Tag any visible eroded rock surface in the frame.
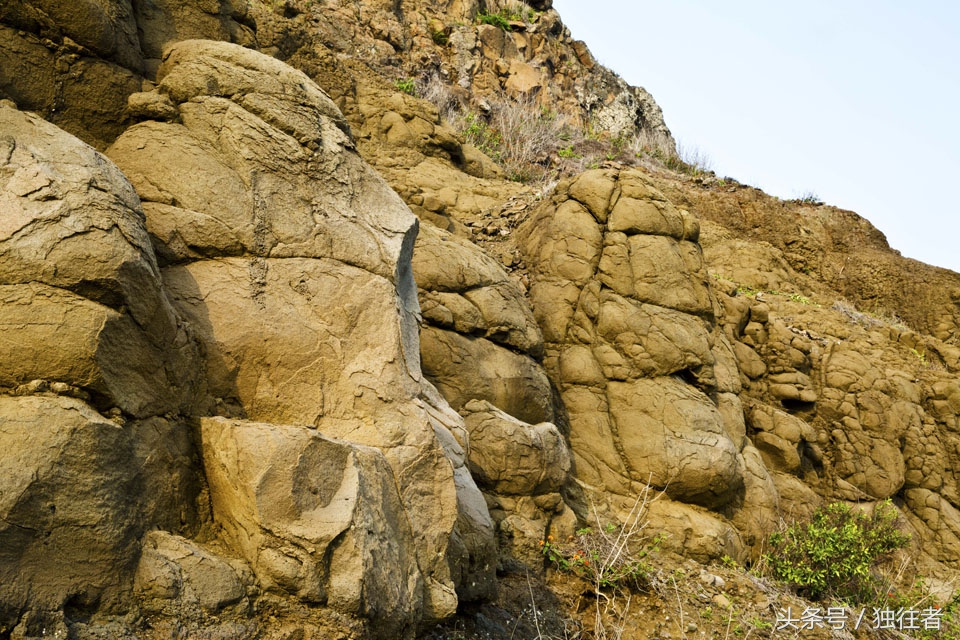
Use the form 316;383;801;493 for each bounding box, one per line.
0;105;201;417
106;40;496;629
520;175;734;482
7;0;960;636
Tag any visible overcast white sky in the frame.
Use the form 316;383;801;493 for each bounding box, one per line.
551;0;960;274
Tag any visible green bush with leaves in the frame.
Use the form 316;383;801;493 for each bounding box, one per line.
767;500;910;601
394;78;416;96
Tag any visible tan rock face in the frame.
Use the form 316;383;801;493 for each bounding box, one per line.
461;399;570;496
518;168;751;556
0;102;209;631
414;222;554;424
106;40;496;625
0;105;201;417
0;396;138;616
0;0;255;148
135;531;250;619
12;0;960;627
0;396;203;624
415;223;542;356
201;417;422;635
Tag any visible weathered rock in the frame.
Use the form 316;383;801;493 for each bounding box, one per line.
646;499;744;564
517;169;744;551
607;378;743;508
135;531;249;617
745;402;817;474
414;223;543;357
1;0;142;70
163;257;420;426
134;0;255;62
420;326;554;425
0;396;139;625
0;25;142;148
461;399;570;496
200;417;421;635
729;445;780;553
106;40;497;622
0;103;200;417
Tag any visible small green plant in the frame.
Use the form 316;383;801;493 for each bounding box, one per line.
749;616;773;630
766;500;910;601
461;112;503;161
789;292;812;305
430;28;448;45
476;9;511;30
557;145;580;159
394;78;416;96
719;554;739;569
911;348;927;366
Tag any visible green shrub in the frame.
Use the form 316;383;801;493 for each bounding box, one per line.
394;78;416;96
767;500;910;601
476;10;511;30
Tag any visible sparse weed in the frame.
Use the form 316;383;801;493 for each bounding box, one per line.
794;190;823;205
542;486;662;640
461;112;503;161
832;299;908;330
417;74;574;185
628;131;714;177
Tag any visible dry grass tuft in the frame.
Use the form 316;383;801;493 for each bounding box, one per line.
414;73;718;187
542;485;663;640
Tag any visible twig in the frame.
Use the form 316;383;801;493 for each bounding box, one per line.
526;570;544;640
672;575;686;639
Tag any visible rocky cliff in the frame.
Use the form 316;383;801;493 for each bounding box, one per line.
3;1;960;638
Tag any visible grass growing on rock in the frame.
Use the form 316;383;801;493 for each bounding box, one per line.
414;73;719;188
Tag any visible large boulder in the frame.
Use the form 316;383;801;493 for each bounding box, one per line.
201;417;421;636
461;399;570;496
135;531;250;619
0;396;202;629
0;103;200;417
106;40;496;623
